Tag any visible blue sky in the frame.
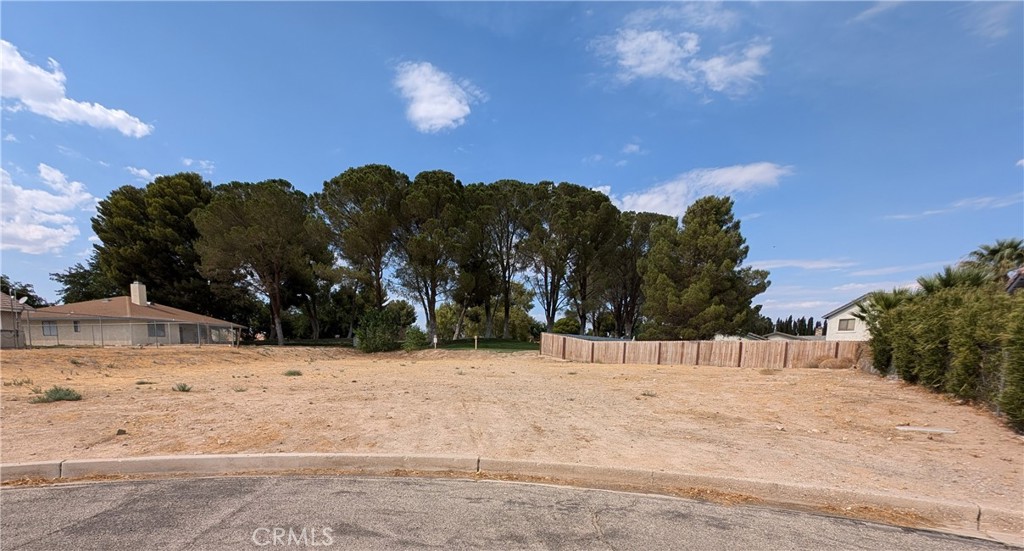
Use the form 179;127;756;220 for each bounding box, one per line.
1;1;1022;323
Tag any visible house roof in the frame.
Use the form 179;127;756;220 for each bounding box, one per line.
763;332;825;341
29;296;242;328
822;293;872;320
1008;267;1024;294
0;292;36;313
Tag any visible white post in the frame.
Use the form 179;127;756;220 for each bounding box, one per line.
433;334;438;349
474;335;478;350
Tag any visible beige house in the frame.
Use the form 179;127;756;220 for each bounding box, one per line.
1;292;34;348
823;294;871;342
24;282;242;347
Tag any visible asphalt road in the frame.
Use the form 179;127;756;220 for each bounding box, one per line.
0;476;1007;550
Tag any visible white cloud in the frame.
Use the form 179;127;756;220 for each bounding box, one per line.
592;185;612;197
831;281;916;293
625;3;739;32
0;164;95;254
605;162;791;217
181;158;215;174
394;61;486;133
622;143;642;154
610;29;700;84
748;259;857;271
691;41;771;95
1016;159;1023;168
964;3;1019;40
614;160;628;167
597;8;771;97
582;154;603;164
3;133;17;142
849;2;904;24
0;40;152;138
884;192;1023;220
125;166;159;181
850;261;950;277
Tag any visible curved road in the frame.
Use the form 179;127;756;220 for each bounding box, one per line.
1;476;1007;550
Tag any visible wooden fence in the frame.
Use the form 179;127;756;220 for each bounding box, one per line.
539;333;868;369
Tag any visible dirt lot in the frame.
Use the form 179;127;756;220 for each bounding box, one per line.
2;346;1021;531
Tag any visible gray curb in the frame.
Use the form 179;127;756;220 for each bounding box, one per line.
2;454;1020;545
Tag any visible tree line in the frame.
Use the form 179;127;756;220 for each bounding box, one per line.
48;166;771;345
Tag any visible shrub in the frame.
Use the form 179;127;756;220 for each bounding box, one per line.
172;383;192;392
820;357;854;370
30;386;82;403
797;355;835;369
284;370;303;377
869;283;1024;432
355;308;401;353
402;327;430;351
999;304;1024;431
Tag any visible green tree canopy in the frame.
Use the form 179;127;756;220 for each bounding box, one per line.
395;170;465;340
640;196;769;340
193;179;330;345
318;164;409;310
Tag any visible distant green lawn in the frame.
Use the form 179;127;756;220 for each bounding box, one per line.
438;338;539;352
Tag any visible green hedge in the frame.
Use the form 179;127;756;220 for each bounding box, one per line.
867;286;1024;431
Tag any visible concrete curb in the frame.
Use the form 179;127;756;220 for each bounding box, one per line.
2;454;1020;545
0;461;62;481
58;453;477;479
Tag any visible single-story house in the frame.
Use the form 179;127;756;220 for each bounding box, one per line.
822;293;872;342
23;282;242;347
0;292;34;349
763;331;825;342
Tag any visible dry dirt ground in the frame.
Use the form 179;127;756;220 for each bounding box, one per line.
2;346;1021;535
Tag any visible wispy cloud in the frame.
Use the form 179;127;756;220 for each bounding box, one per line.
849;2;904;24
125;166;159;182
3;133;17;143
1016;159;1023;168
964;2;1019;40
596;6;770;97
831;281;916;293
850;261;950;277
884;192;1023;220
394;61;486;133
622;143;642;155
625;3;739;32
604;162;791;217
748;259;857;271
182;158;215;175
0;164;95;254
0;40;152;138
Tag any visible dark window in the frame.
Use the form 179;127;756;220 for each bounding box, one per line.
73;321;80;333
42;321;57;336
838;318;855;331
148;322;166;338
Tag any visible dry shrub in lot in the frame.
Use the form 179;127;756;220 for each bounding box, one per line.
821;357;855;370
797;355;837;369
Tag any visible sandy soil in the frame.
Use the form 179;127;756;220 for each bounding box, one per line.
1;346;1020;525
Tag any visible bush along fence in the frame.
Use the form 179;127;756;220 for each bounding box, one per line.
539;333;869;370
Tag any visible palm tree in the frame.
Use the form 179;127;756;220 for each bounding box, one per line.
853;287;916;325
964;238;1024;282
916;265;990;295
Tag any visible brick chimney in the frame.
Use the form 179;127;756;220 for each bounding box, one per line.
130;282;148;305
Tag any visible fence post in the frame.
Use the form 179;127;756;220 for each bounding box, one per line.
695;341;701;367
561;336;567;360
621;341;627;364
737;341;744;367
782;341;789;368
656;342;662;365
589;341;595;363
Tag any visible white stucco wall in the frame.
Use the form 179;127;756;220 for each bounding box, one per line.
825;305;870;341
